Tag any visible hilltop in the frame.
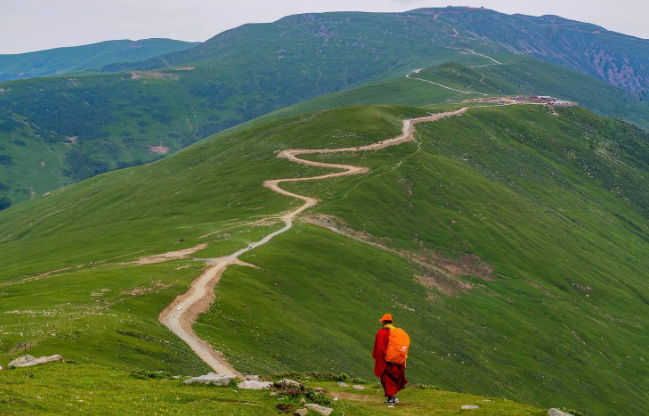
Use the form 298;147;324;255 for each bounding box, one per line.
0;39;199;82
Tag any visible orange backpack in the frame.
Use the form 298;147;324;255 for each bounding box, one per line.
385;327;410;365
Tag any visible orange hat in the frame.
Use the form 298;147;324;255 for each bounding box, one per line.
378;313;393;322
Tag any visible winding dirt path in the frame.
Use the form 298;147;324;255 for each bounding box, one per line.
159;107;468;374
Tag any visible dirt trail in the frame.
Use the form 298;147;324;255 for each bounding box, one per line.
159;108;468;374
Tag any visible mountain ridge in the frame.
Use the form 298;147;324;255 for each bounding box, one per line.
0;38;200;82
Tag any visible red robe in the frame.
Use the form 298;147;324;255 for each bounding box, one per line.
372;327;408;397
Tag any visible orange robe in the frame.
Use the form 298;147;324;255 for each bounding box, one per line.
372;327;407;397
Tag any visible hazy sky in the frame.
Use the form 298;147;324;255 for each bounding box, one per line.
1;0;647;54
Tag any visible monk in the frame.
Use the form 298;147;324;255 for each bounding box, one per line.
372;313;407;404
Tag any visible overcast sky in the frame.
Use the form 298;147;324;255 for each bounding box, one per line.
1;0;647;54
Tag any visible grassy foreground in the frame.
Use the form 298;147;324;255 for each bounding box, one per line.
0;363;545;415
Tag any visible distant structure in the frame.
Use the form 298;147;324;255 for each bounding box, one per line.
528;95;575;107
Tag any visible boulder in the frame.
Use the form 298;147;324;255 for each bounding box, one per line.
462;405;479;409
305;403;334;415
9;354;64;368
294;409;308;416
183;372;236;386
352;385;365;390
337;381;348;387
237;380;274;390
277;379;302;387
548;410;575;416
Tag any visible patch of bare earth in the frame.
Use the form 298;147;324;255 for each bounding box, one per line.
121;280;171;296
130;243;208;265
146;141;170;155
131;71;179;81
301;214;493;298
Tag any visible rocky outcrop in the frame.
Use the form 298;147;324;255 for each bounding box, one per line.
305;403;334;415
337;381;348;387
548;409;575;416
276;379;302;387
183;372;236;386
294;409;308;416
8;354;64;368
237;379;274;390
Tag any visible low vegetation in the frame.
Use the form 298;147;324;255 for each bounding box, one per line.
0;363;545;415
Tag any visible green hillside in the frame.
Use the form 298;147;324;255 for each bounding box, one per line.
0;39;199;82
0;364;546;416
2;51;649;211
1;100;649;415
109;8;649;97
3;7;649;210
258;55;649;128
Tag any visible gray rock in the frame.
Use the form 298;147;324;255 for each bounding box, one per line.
294;409;308;416
462;405;479;409
9;354;64;368
337;381;348;387
244;375;260;381
237;380;274;390
352;385;365;390
548;409;575;416
183;372;236;386
277;378;302;387
305;403;334;415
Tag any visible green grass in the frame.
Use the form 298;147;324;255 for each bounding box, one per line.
2;103;649;415
0;363;545;415
4;8;649;209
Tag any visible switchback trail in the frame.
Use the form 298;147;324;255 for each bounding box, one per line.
159;107;468;375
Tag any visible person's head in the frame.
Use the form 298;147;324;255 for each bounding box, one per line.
378;313;393;326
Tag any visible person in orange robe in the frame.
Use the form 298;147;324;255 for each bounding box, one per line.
372;313;407;404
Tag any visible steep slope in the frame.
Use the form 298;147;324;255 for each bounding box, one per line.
1;101;649;415
0;39;199;81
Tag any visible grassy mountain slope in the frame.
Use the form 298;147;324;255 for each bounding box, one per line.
1;102;649;415
0;39;199;82
108;8;649;97
3;7;649;209
0;364;545;416
0;50;486;210
3;51;649;211
258;55;649;129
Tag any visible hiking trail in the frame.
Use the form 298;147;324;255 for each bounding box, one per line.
159;107;468;375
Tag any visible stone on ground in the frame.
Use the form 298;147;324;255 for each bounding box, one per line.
548;409;575;416
294;409;308;416
462;405;479;409
305;403;334;416
277;379;302;387
337;381;348;387
352;385;365;390
237;379;274;390
183;372;236;386
9;354;64;368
